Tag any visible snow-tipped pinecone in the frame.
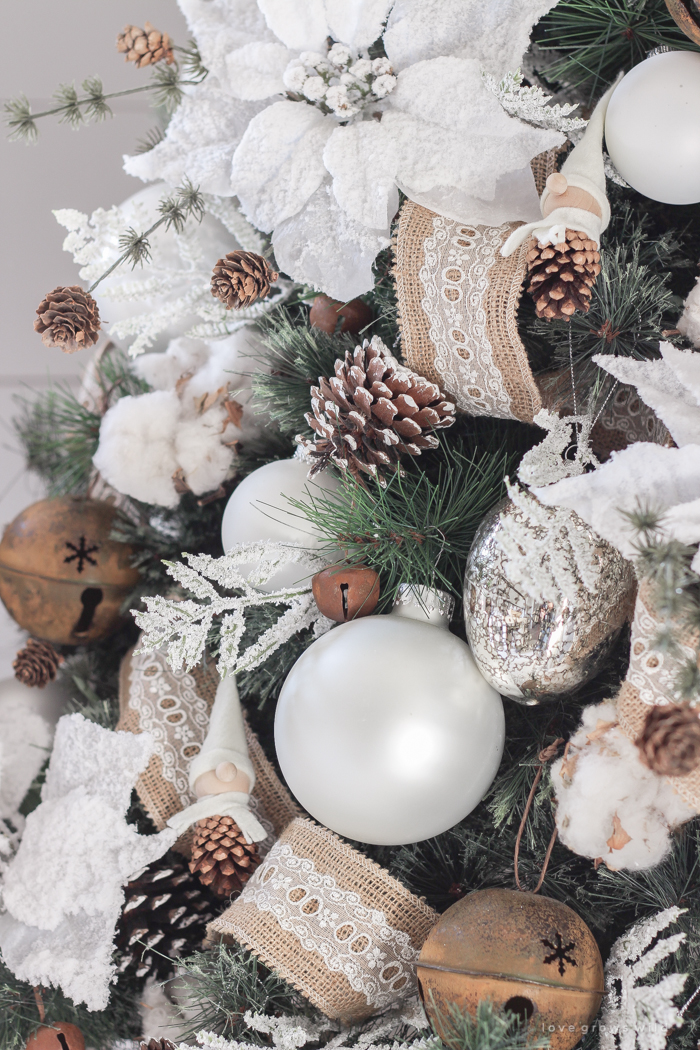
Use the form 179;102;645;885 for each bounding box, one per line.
34;286;101;353
141;1041;176;1050
300;338;456;482
117;23;174;67
13;638;62;688
115;853;218;979
210;251;278;310
190;815;261;898
526;230;601;320
636;703;700;777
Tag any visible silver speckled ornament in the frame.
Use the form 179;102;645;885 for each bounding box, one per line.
464;499;635;703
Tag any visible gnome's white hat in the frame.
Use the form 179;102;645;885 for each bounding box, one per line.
501;79;618;257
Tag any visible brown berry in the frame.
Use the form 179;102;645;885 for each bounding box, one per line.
309;295;374;335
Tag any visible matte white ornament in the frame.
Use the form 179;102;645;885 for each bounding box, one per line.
275;585;505;845
221;458;340;591
605;52;700;205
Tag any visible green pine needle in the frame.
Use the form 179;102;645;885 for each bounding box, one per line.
425;998;549;1050
534;0;699;97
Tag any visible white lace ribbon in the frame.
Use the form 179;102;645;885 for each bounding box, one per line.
237;840;421;1009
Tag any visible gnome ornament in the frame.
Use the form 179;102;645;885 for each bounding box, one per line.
501;82;617;320
167;676;267;847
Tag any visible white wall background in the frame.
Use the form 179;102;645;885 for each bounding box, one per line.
0;0;189;670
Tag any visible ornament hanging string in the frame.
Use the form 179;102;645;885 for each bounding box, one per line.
514;738;564;893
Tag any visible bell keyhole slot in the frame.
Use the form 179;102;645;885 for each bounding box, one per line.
340;582;350;620
504;996;535;1025
56;1035;71;1050
73;587;103;635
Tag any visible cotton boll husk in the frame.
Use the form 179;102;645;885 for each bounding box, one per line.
93;390;181;508
678;277;700;349
553;702;696;870
174;409;235;495
133;337;211;392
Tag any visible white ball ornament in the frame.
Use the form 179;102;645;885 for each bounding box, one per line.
274;585;505;845
221;457;341;591
605;52;700;204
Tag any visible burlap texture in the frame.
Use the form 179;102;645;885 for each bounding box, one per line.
117;645;301;853
394;149;561;425
208;817;439;1022
617;583;700;812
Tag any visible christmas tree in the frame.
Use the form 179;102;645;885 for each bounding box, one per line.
2;3;700;1050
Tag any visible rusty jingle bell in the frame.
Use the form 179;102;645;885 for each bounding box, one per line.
417;888;604;1050
0;498;140;645
25;1024;85;1050
311;564;380;622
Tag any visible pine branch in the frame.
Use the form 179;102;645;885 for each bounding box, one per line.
285;443;511;605
170;943;307;1040
425;998;549;1050
13;345;148;496
533;0;698;98
86;179;205;293
4;70;201;143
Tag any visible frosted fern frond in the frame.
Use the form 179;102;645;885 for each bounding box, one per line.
133;541;333;677
484;69;586;133
498;481;600;604
600;907;688;1050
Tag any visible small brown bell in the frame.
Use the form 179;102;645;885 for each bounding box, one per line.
309;295;374;335
26;1024;85;1050
312;565;380;622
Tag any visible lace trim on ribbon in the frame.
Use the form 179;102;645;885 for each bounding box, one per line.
237;840;420;1009
419;216;515;419
627;598;697;708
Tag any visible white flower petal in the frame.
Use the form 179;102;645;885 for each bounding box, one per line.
231;100;334;231
534;443;700;560
124;83;265;195
272;181;389;298
178;0;275;86
324;123;399;231
257;0;329;51
326;0;395;49
377;58;561;223
226;41;293;99
384;0;558;73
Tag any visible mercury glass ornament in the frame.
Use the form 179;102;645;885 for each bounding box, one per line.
464;499;635;704
221;457;340;592
275;585;505;845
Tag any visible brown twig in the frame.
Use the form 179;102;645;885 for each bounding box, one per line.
514;738;564;893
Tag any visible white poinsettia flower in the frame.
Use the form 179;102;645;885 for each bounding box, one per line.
125;0;565;299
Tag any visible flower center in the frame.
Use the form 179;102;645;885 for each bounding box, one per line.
283;42;396;122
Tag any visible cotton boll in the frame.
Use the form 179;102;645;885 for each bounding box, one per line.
553;702;696;871
678;277;700;349
93;391;180;508
174;409;235;496
133;337;210;391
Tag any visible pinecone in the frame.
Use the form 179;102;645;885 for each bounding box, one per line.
34;286;101;353
300;339;456;482
526;229;601;320
636;703;700;777
210;251;278;310
13;638;62;688
115;853;218;979
189;815;261;898
116;23;174;67
141;1041;176;1050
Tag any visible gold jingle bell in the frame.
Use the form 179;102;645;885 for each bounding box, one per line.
417;888;604;1050
0;498;140;645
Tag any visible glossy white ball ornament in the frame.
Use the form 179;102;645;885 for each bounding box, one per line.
221;458;340;591
605;52;700;204
275;586;505;845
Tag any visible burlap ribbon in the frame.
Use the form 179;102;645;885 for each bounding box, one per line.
617;582;700;813
208;817;438;1023
117;643;301;852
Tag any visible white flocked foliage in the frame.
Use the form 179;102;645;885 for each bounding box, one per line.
600;908;688;1050
134;541;334;677
0;714;176;1010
